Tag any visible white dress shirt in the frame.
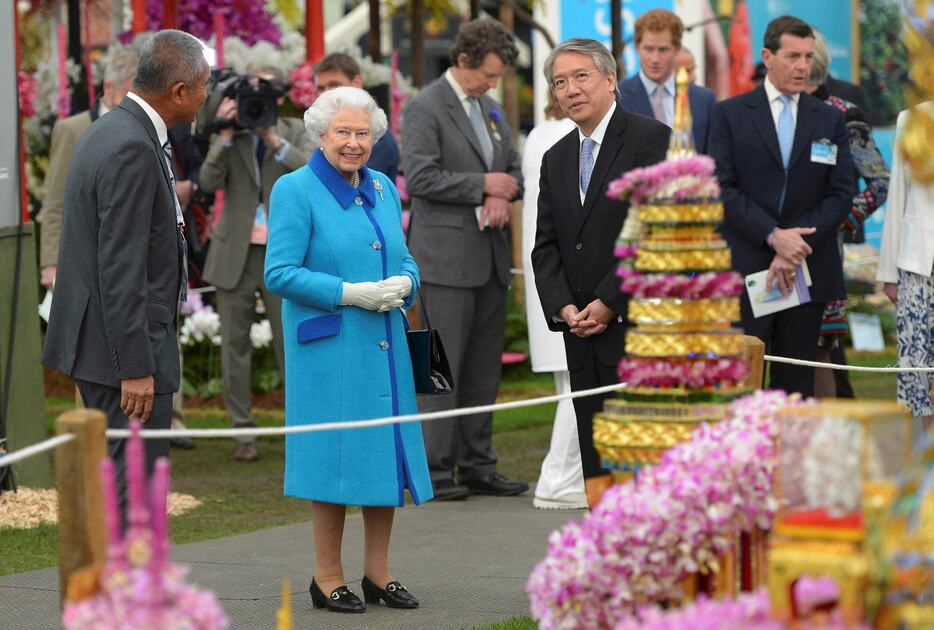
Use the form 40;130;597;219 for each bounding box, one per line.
763;76;800;128
126;91;169;147
445;68;474;116
877;103;934;282
578;101;617;204
638;70;675;126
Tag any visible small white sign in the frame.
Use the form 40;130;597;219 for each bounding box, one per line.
848;312;885;352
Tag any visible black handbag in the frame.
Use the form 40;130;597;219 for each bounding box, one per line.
406;298;455;396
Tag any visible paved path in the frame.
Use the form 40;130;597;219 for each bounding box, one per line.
0;493;581;629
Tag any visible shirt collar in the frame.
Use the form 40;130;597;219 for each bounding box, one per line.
308;148;376;209
638;70;676;99
126;91;169;147
445;68;471;105
764;76;800;105
578;100;617;146
98;101;112;117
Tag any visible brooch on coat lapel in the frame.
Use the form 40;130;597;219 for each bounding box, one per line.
489;109;503;142
373;179;384;200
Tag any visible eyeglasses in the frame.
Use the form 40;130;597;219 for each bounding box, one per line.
551;70;601;92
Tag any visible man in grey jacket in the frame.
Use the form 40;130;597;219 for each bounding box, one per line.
42;30;209;517
403;19;528;501
199;66;314;462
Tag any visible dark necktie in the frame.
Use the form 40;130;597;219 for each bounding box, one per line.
162;141;188;302
256;137;266;166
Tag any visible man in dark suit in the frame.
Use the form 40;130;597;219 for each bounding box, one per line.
708;15;855;396
618;8;715;153
532;38;670;507
403;19;527;501
43;30;210;517
314;52;401;180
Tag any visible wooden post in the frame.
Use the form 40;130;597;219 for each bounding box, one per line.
410;0;425;87
55;409;108;606
367;0;381;62
741;335;765;390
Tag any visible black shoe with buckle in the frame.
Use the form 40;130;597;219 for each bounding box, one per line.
309;579;366;613
361;576;419;609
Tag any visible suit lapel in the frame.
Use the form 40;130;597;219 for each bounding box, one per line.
563;136;583;220
788;94;819;169
120;98;175;195
237;134;257;177
441;80;488;169
745;86;783;167
578;105;627;230
622;77;654;118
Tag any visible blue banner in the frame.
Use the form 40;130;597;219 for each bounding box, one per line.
559;0;675;78
744;0;855;81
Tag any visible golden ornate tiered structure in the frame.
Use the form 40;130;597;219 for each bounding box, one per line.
594;68;750;471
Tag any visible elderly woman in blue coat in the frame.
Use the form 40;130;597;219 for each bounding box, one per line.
265;86;432;614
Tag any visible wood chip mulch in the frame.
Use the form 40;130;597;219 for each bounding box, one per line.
0;487;202;530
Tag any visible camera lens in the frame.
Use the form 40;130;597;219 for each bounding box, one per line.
245;98;266;118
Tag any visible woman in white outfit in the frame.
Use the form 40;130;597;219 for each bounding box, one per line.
521;92;587;510
876;102;934;435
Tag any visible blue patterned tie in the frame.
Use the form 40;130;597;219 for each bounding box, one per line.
580;138;595;197
777;94;794;168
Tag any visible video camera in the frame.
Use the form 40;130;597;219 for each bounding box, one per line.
195;68;286;138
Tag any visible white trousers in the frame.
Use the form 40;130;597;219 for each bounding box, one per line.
534;371;585;499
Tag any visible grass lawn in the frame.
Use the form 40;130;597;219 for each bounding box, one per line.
469;617;537;630
0;349;901;579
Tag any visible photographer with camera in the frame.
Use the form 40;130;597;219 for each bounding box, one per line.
199;65;315;462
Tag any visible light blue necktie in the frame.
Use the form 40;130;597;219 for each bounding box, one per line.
776;95;795;212
777;94;794;168
580;138;595;197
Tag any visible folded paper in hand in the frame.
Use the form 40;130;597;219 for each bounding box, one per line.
744;261;812;318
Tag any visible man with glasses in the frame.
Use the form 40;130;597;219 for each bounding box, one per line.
531;38;670;507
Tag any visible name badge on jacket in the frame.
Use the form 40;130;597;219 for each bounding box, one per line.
810;139;838;165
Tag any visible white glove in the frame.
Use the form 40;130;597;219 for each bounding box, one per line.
379;275;413;298
340;281;405;312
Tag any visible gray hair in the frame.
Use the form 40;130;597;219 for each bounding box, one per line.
304;87;388;143
544;38;619;97
133;30;208;94
809;30;830;87
104;50;138;85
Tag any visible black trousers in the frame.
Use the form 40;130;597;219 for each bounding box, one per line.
75;380;172;527
740;299;825;397
568;346;616;479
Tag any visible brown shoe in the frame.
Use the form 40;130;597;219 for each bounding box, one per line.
584;474;615;509
234;443;259;462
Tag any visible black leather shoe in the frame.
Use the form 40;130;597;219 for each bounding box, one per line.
309;579;366;613
361;576;419;609
462;473;529;496
432;479;470;501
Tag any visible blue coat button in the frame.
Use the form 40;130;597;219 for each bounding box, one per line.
379;340;389;350
354;197;363;206
372;240;381;250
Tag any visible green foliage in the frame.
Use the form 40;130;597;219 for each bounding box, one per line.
859;0;909;126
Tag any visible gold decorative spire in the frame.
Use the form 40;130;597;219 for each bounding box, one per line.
667;67;696;160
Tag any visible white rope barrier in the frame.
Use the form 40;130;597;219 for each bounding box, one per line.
0;433;74;468
764;354;934;373
105;381;629;439
1;355;930;461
